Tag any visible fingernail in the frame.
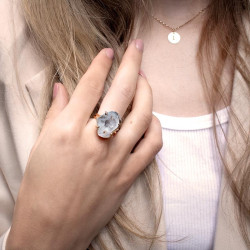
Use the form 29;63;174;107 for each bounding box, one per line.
138;69;147;79
135;39;144;52
53;83;59;99
105;48;114;59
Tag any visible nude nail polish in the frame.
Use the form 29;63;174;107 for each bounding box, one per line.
105;48;114;59
53;83;59;99
139;69;147;79
135;39;144;52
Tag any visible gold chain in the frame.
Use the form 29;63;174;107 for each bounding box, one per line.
152;6;208;32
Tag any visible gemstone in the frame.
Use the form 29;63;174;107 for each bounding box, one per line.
96;111;121;138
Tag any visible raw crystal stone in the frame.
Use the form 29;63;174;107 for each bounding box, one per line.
96;111;121;138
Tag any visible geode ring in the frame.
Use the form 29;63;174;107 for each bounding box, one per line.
95;111;122;139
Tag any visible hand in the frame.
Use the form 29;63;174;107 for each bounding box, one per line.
7;40;162;250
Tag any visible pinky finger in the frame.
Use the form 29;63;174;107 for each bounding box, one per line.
120;115;163;184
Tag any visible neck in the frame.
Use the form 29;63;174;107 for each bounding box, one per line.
152;0;210;23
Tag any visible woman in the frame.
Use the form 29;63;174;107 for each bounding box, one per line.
0;0;249;249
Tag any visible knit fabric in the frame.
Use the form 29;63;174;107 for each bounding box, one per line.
153;107;229;250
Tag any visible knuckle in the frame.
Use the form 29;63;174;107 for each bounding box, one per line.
52;121;80;143
95;143;108;158
154;136;163;153
118;173;133;191
151;134;163;154
86;139;108;160
152;116;162;131
140;112;152;128
137;153;150;169
119;83;134;100
104;164;120;182
83;76;103;97
148;117;163;153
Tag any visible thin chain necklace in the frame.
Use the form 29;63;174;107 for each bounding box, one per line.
152;6;208;44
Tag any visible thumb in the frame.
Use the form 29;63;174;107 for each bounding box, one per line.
29;83;69;158
42;82;69;132
47;82;69;119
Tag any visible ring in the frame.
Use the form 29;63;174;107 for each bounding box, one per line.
94;111;122;138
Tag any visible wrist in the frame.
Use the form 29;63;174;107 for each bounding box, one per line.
6;225;54;250
6;222;90;250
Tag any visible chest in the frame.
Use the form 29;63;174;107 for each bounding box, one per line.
137;22;233;117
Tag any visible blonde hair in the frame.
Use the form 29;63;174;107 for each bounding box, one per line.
20;0;250;248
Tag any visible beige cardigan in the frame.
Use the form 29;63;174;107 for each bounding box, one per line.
0;0;249;249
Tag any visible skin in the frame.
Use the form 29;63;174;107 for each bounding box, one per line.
6;40;163;249
139;0;232;116
7;0;234;248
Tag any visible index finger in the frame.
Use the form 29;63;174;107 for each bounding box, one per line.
65;48;114;124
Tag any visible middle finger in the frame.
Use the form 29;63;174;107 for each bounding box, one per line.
97;39;144;117
111;74;153;154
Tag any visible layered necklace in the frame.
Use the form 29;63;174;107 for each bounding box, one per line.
152;6;208;44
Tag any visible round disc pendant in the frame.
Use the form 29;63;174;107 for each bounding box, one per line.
168;32;181;44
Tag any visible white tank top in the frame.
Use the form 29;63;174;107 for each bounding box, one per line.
153;107;229;250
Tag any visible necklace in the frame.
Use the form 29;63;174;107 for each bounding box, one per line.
152;6;208;44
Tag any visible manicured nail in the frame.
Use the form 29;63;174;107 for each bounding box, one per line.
138;69;147;79
53;83;59;99
105;48;114;59
135;39;144;52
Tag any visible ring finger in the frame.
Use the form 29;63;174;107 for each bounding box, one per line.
110;74;153;154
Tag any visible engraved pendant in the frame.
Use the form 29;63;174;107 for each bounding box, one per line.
168;32;181;44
